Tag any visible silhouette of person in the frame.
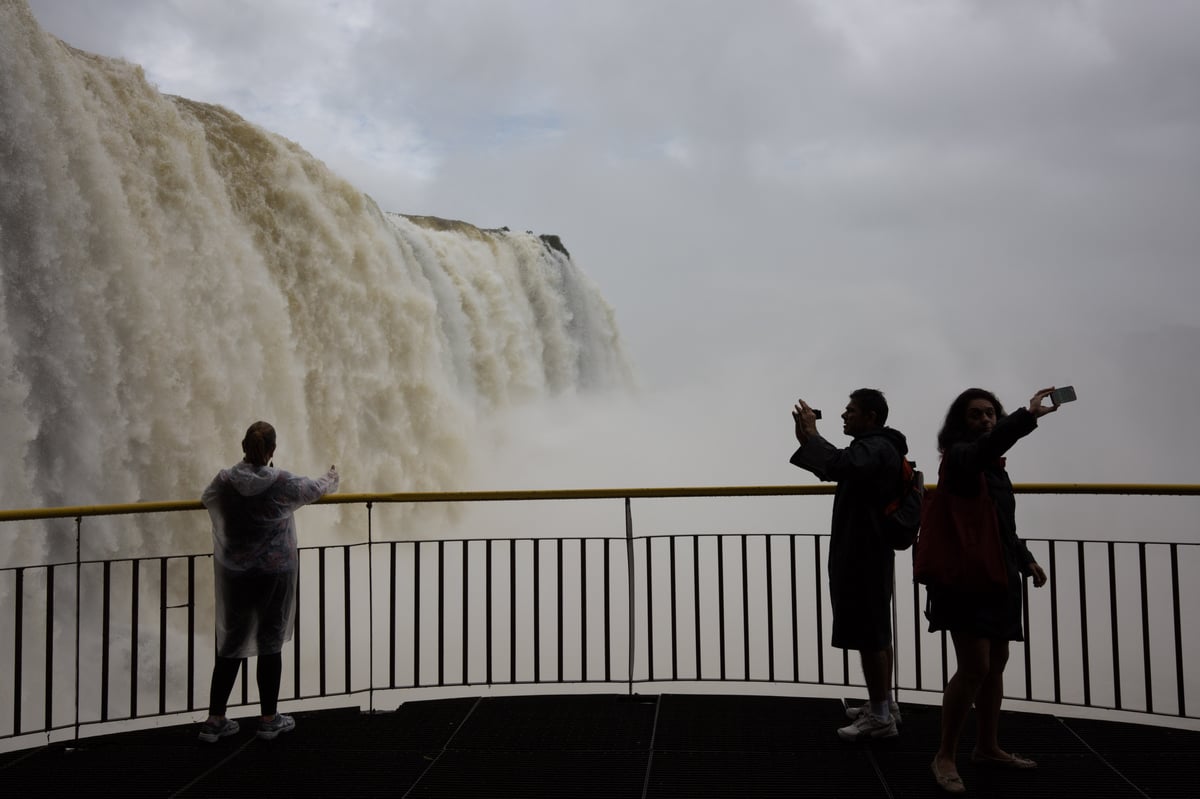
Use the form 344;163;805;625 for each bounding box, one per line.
927;388;1055;793
792;388;909;740
198;421;338;742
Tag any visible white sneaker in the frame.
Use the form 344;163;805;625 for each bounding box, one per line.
257;713;296;740
197;717;239;743
846;699;902;725
837;711;899;741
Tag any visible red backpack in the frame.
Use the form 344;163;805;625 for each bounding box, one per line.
882;457;924;550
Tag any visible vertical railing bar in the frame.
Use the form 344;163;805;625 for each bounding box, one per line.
14;568;23;734
913;581;923;692
814;536;824;686
240;658;249;708
604;539;611;683
692;536;701;681
624;498;634;694
319;547;328;696
366;502;374;708
437;540;445;687
790;536;800;684
413;542;421;687
344;545;352;696
158;558;167;715
1170;544;1185;716
669;536;678;681
557;538;564;683
101;561;110;722
1049;542;1061;703
73;517;82;742
1108;541;1121;710
1022;577;1032;701
741;535;750;681
1139;543;1153;713
130;560;139;718
509;540;516;683
244;627;264;711
389;542;397;689
940;630;949;690
580;539;588;683
765;535;775;683
293;556;301;699
534;539;541;685
645;538;655;681
463;541;470;686
1078;541;1091;707
891;569;900;701
187;556;196;712
46;565;55;731
717;536;726;681
485;540;493;686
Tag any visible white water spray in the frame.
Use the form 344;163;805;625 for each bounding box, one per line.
0;3;632;559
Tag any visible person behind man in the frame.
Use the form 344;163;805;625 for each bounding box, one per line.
791;388;908;740
927;387;1054;794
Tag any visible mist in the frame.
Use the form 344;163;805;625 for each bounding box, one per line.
14;1;1200;505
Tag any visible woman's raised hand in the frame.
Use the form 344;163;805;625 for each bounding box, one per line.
1028;387;1059;418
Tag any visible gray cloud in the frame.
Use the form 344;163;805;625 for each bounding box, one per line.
23;0;1200;488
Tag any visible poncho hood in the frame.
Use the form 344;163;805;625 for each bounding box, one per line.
224;461;281;497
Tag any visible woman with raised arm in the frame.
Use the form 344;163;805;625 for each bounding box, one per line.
198;421;338;743
928;388;1058;794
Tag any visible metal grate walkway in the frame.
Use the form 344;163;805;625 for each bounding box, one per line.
2;693;1195;798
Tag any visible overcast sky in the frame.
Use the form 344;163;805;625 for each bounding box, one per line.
23;0;1200;496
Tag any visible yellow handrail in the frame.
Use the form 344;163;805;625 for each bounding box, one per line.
0;483;1197;523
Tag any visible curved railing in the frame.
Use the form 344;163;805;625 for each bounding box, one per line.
1;484;1197;751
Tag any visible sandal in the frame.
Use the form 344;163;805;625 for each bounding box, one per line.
970;751;1037;769
931;759;966;794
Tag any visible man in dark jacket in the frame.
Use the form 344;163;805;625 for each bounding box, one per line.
791;388;907;740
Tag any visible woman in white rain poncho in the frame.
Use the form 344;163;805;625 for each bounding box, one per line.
197;421;338;742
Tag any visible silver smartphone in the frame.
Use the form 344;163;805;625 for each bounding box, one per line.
1050;385;1077;404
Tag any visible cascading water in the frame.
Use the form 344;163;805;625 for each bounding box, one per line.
0;2;631;744
0;2;632;562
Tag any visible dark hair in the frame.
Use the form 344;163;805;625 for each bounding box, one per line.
849;388;888;426
241;421;277;467
937;388;1006;453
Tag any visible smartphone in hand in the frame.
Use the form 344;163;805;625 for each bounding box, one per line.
1050;386;1077;404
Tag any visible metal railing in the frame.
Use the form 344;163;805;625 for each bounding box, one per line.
1;485;1197;750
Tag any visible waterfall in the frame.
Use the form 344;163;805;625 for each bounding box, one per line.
0;2;632;557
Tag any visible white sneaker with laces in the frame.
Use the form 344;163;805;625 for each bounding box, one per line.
257;713;296;740
198;717;240;743
837;711;899;741
846;699;902;725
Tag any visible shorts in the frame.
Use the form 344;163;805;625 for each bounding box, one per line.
829;584;894;652
827;548;894;652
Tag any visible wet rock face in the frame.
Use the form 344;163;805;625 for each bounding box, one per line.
539;234;570;259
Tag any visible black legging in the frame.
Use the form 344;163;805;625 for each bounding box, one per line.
207;652;282;717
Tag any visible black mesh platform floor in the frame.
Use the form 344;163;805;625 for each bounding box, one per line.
3;693;1197;798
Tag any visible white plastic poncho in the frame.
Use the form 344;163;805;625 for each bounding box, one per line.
202;462;338;657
